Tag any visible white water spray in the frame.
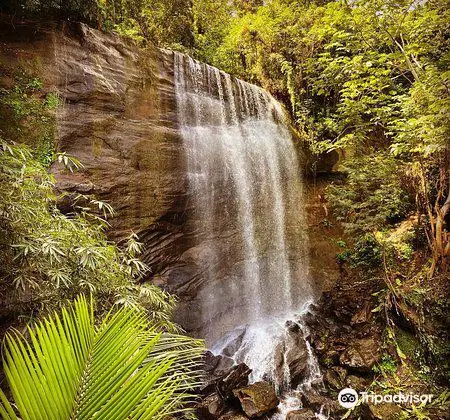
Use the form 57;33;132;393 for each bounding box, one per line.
174;52;320;417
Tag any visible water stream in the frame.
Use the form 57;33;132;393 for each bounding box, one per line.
174;52;320;417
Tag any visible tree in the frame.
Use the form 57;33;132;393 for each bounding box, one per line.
101;0;195;47
0;295;204;420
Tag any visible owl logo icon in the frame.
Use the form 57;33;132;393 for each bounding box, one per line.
338;388;359;408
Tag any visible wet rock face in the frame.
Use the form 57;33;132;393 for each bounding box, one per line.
233;382;279;418
274;321;309;390
0;24;186;242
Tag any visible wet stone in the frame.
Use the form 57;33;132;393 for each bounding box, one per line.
233;381;279;418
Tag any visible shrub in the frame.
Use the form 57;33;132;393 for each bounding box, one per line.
0;142;176;330
326;154;413;234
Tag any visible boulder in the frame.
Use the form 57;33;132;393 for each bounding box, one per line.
339;338;381;372
201;360;251;398
204;351;221;372
214;356;235;377
220;326;247;357
196;393;226;419
324;368;343;390
233;382;279;418
218;363;252;400
331;366;347;380
197;360;252;419
300;391;341;414
345;375;369;391
274;322;309;389
286;408;316;420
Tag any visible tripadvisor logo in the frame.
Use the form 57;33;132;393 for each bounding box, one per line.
338;388;434;409
338;388;359;408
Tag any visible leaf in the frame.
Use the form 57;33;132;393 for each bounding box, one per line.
372;303;384;313
0;295;204;420
396;345;407;360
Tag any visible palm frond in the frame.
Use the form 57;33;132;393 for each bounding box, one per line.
0;295;204;420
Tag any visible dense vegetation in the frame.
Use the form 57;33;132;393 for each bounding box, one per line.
0;0;448;418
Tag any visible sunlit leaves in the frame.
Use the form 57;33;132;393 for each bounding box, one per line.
0;295;204;420
56;152;83;172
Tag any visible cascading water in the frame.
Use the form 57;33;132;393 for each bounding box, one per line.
174;52;321;416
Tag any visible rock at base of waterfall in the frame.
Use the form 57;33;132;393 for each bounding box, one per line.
218;363;252;400
339;337;381;372
201;351;250;397
197;394;227;419
233;381;279;418
274;321;309;389
300;391;342;414
324;368;345;390
214;356;236;377
204;351;222;372
220;326;247;357
197;360;252;420
345;374;369;391
285;408;316;420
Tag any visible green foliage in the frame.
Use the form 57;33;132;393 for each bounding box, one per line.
0;142;176;330
0;295;204;420
326;154;412;233
373;354;398;375
3;0;195;48
2;0;100;26
192;0;234;66
0;70;58;166
395;329;420;361
100;0;194;48
350;234;383;268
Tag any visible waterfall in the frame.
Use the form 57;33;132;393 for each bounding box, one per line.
174;52;318;402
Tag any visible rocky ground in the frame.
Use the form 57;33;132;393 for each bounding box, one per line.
193;272;448;419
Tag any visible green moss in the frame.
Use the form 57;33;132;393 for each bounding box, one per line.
396;329;419;361
44;92;61;109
